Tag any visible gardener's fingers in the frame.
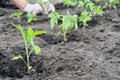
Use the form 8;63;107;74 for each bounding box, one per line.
33;3;44;14
44;4;55;15
23;3;44;15
47;4;55;13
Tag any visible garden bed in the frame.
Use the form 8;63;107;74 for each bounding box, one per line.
0;2;120;80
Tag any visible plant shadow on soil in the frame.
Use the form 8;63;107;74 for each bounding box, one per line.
0;3;120;80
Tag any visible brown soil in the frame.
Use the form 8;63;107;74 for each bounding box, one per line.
0;3;120;80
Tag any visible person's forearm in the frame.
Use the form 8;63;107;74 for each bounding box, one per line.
11;0;28;10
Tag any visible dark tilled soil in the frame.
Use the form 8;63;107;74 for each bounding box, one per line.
0;4;120;80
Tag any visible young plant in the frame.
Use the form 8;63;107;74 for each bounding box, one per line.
109;0;120;10
9;11;23;21
92;6;103;16
11;24;46;73
63;0;73;7
60;12;78;41
77;0;95;10
49;11;78;42
96;0;120;11
78;10;92;28
63;0;79;7
77;1;84;7
48;12;61;29
27;12;37;23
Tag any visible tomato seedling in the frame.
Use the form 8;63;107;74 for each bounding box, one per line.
63;0;73;7
9;11;23;21
95;0;120;10
63;0;79;7
27;12;37;23
48;12;61;29
11;24;46;73
78;10;92;28
60;13;78;41
109;0;120;10
49;11;78;42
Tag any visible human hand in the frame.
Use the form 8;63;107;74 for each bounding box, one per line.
47;4;55;13
44;3;55;15
23;3;43;15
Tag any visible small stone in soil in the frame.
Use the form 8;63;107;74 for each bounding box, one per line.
0;9;4;16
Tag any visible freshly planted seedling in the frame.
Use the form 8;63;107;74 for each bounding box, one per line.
84;0;95;10
11;24;46;73
48;12;61;29
77;0;95;10
109;0;120;10
77;0;103;16
63;0;79;7
95;0;120;10
49;11;78;42
27;12;37;23
9;11;23;21
60;12;78;41
92;6;103;16
77;1;84;7
78;10;92;28
63;0;73;7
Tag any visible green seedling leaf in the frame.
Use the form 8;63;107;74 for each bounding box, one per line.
27;27;34;37
27;27;35;46
48;12;60;29
93;6;103;15
78;1;84;7
34;45;41;55
11;24;45;73
27;12;37;23
63;0;72;7
9;11;23;20
33;31;46;36
79;10;92;27
59;11;78;41
49;11;78;42
109;0;120;10
12;55;23;60
60;13;78;31
11;23;27;41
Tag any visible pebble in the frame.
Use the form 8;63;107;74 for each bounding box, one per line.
0;9;4;16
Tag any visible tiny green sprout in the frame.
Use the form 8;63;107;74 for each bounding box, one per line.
79;10;92;28
11;23;46;73
9;11;23;21
63;0;72;7
63;0;78;7
77;1;84;7
77;0;103;16
100;0;120;11
92;6;103;16
48;12;61;29
49;11;78;42
60;12;78;42
85;0;95;10
109;0;120;10
27;12;37;23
